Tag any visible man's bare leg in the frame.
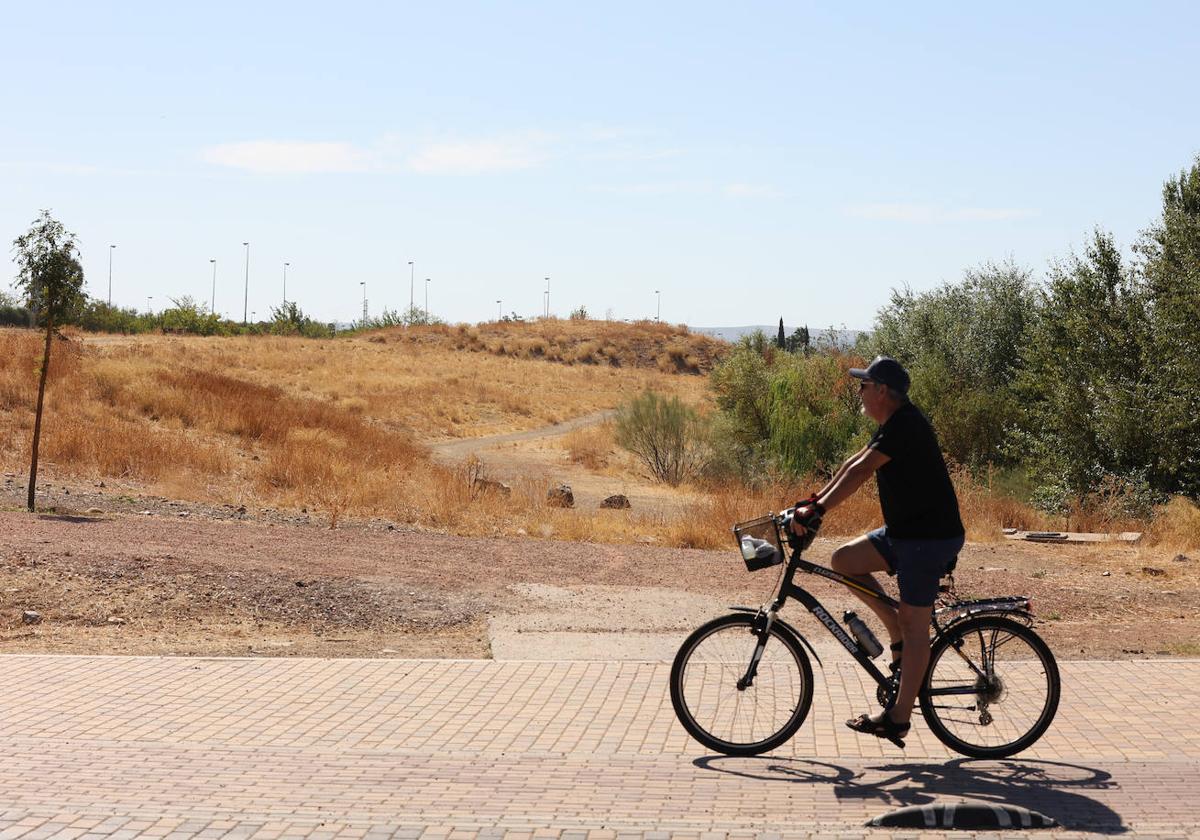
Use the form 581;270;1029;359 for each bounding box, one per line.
829;535;901;646
890;602;932;726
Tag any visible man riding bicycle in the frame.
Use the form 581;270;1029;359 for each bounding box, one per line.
791;356;965;746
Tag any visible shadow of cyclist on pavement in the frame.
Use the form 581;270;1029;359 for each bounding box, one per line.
694;755;1124;833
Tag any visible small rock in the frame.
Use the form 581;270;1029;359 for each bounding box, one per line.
1101;571;1111;576
600;494;631;509
516;528;528;536
21;610;41;625
1174;554;1190;563
236;505;247;515
378;648;398;654
177;511;190;517
547;484;574;508
107;616;126;626
1142;566;1167;577
295;580;307;588
140;510;152;516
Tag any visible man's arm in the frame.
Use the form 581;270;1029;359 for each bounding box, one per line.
794;447;890;534
817;447;889;511
815;446;869;498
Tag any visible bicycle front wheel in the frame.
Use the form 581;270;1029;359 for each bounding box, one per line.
920;615;1060;758
670;613;814;756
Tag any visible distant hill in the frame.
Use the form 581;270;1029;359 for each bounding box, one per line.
361;318;729;373
693;325;866;348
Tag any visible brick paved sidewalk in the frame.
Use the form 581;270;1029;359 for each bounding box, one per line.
0;655;1197;839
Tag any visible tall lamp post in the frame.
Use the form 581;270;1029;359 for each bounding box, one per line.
545;276;550;318
242;241;250;325
655;289;661;322
282;261;290;307
496;299;502;321
408;260;414;314
146;295;153;315
209;259;217;315
107;245;116;306
360;281;367;326
425;278;430;322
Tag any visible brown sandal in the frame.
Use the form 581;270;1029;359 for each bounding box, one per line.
846;710;910;749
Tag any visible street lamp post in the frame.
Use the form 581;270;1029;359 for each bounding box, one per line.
408;260;414;314
545;276;550;318
655;290;661;322
209;259;217;315
107;245;115;306
496;299;502;321
360;281;367;326
282;261;289;307
146;295;153;315
425;278;430;322
242;242;250;325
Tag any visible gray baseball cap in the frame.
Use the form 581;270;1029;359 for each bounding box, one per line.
849;356;910;395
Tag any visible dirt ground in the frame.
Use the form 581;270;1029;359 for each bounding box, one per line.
1;474;1197;661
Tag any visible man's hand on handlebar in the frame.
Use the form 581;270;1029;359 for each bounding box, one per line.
790;499;824;536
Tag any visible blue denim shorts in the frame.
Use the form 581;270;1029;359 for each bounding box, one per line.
867;526;965;607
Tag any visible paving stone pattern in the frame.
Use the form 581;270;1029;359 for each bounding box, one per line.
0;655;1197;838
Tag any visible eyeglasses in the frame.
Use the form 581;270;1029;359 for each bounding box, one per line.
858;380;877;391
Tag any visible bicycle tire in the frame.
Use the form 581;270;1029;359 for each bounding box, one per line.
670;613;814;756
920;615;1060;758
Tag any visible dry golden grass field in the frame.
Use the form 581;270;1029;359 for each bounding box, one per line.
2;321;1198;660
1;323;1197;552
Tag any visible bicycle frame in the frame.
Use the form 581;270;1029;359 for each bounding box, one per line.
738;543;1033;699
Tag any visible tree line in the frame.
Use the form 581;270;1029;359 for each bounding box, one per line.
618;156;1200;518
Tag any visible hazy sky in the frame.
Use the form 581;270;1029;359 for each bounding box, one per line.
3;2;1198;328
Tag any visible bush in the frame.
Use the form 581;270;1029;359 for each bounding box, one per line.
615;390;707;485
707;342;869;481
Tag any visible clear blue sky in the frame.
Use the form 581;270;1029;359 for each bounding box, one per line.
3;1;1198;328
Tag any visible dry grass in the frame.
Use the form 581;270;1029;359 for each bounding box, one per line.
84;331;709;441
560;422;615;470
3;327;1195;555
363;318;727;374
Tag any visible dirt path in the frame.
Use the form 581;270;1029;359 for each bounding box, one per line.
430;409;616;460
0;501;1196;661
429;408;696;513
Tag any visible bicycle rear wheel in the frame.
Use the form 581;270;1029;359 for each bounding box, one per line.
920;615;1060;758
670;613;814;756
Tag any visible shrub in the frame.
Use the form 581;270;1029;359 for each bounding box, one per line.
615;390;707;485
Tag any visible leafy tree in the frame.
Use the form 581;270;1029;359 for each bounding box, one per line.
785;325;810;354
570;305;588;320
708;342;869;480
11;211;86;511
269;301;333;337
866;261;1037;466
1135;155;1200;496
161;296;222;335
1013;231;1152;501
776;318;786;349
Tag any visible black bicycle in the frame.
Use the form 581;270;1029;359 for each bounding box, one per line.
670;510;1060;758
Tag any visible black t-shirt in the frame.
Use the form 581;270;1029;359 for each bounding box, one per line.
867;402;965;539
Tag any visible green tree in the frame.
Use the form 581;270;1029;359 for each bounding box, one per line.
866;261;1037;466
160;296;222;335
1136;156;1200;496
11;211;86;511
776;318;785;349
708;342;869;480
1013;231;1153;501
